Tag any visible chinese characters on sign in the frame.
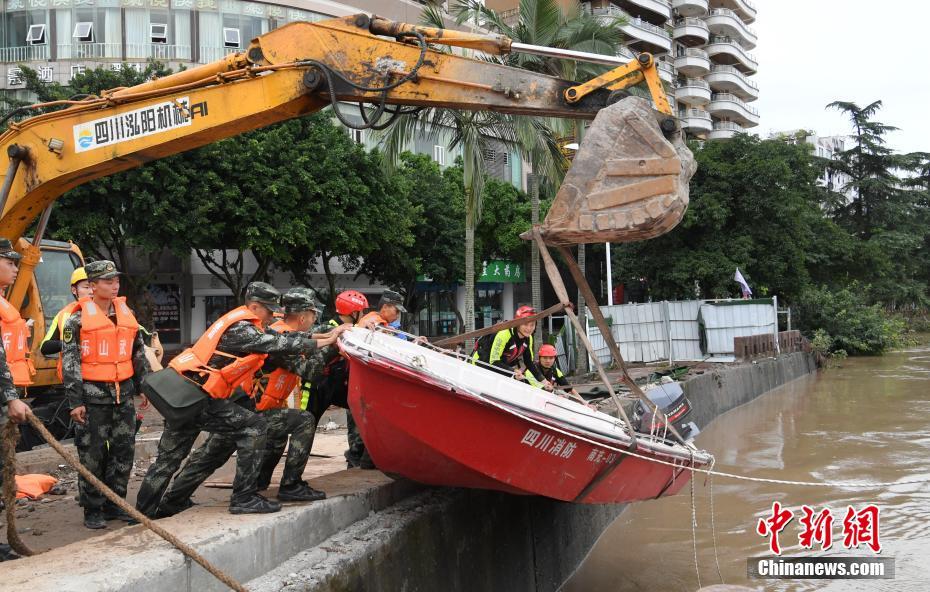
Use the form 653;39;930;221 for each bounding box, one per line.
757;502;882;556
479;259;524;283
72;96;208;153
7;67;23;86
519;429;577;459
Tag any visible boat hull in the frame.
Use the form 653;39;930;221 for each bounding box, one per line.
347;354;702;504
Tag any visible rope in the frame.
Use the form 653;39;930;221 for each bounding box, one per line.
709;473;724;584
690;454;701;589
2;420;34;557
5;414;247;592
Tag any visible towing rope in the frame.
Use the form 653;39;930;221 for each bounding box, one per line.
2;415;247;592
2;421;33;557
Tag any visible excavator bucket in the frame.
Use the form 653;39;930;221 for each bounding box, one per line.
530;97;696;245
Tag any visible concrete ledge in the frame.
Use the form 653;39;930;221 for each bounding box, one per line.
10;353;816;592
4;471;421;592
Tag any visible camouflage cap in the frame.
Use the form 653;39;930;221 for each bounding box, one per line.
378;289;406;313
0;238;21;261
245;281;282;313
85;259;120;280
281;287;323;314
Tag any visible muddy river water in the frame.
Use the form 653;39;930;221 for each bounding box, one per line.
564;345;930;591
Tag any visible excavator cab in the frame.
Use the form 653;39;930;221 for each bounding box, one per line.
13;237;84;391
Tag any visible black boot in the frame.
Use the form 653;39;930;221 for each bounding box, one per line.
0;543;19;562
228;494;281;515
277;481;326;502
83;510;107;529
103;503;136;523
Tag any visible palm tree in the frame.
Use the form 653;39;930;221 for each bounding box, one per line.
453;0;625;361
381;1;625;343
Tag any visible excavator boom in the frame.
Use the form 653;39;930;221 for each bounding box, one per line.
0;13;694;309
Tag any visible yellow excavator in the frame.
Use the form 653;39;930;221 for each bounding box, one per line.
0;14;695;438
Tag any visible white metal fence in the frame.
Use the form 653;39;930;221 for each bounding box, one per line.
582;298;778;365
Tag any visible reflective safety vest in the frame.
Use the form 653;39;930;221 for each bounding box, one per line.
77;297;139;383
0;295;34;386
256;319;300;411
356;311;387;328
53;299;85;381
170;306;267;400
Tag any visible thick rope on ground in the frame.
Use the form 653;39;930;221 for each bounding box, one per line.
15;414;247;592
2;420;34;557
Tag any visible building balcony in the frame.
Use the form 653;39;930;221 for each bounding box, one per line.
708;92;758;126
199;46;241;64
672;0;708;18
707;120;743;139
674;47;710;76
621;14;673;53
716;0;756;24
657;59;676;82
706;36;758;74
615;0;672;23
0;45;50;63
679;108;712;134
705;64;758;100
675;78;711;105
673;17;709;46
704;7;757;49
587;5;673;53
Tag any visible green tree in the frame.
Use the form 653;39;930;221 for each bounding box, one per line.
823;101;929;306
452;0;626;325
359;152;465;328
23;63;175;323
262;114;416;309
612;134;844;303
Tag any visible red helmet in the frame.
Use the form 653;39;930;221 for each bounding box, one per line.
515;305;536;319
538;344;558;357
335;290;369;315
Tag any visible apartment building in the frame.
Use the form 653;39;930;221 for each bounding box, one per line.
487;0;759;139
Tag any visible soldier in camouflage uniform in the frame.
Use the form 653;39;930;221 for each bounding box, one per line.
62;260;151;529
136;282;337;517
153;288;347;515
0;238;32;560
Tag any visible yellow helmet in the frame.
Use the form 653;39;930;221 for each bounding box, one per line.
70;266;88;286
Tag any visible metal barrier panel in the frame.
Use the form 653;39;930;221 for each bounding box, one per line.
583;298;778;365
699;299;776;356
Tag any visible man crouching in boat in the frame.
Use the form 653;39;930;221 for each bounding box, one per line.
473;305;547;386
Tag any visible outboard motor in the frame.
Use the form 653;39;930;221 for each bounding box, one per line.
633;380;699;442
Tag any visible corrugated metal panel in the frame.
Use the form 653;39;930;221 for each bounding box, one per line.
699;301;776;355
668;300;702;361
583;299;776;365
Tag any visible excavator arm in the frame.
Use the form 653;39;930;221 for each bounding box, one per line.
0;13;694;308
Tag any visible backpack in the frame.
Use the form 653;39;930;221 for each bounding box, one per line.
471;333;496;364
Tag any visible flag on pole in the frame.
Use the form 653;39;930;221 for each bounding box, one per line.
734;268;752;299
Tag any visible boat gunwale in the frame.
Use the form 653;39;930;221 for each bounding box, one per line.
340;330;714;467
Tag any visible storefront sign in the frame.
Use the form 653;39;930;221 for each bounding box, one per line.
479;260;524;283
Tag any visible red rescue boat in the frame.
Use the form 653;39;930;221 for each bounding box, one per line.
340;328;714;505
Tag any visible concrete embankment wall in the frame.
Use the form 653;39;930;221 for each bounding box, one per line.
249;352;817;592
8;353;815;592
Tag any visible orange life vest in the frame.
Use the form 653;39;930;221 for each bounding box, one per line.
170;306;267;400
0;295;35;386
256;319;300;411
54;299;84;381
78;297;139;383
356;311;387;328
